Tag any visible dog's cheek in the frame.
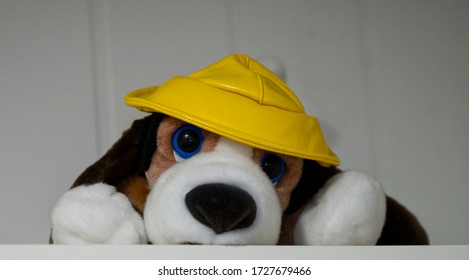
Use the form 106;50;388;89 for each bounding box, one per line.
275;157;304;211
146;149;176;188
275;191;292;212
145;118;183;187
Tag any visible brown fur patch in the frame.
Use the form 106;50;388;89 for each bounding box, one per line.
277;209;302;245
118;176;150;214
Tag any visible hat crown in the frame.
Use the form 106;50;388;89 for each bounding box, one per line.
190;54;305;113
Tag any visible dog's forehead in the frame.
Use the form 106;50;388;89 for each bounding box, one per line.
214;136;253;157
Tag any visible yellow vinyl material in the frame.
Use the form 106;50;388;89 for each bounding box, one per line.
125;54;340;166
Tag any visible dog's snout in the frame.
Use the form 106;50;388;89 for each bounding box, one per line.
185;183;257;234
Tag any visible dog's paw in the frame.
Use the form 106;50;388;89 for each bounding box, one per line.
51;183;148;244
294;170;386;245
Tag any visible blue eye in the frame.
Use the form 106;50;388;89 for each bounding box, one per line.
172;124;204;160
261;153;286;183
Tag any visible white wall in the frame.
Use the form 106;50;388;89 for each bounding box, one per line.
361;0;469;245
0;0;98;243
0;0;468;245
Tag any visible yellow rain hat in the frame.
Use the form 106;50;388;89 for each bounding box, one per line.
125;54;340;166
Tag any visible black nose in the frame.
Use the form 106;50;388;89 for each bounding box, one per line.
185;183;257;234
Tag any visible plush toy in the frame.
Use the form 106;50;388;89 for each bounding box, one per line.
50;54;428;245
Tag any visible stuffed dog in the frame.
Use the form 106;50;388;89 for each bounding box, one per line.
50;54;428;245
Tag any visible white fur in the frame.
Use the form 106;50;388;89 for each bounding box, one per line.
294;170;386;245
144;138;281;245
51;184;148;244
215;137;253;158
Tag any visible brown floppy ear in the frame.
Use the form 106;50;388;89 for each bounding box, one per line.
377;197;429;245
278;160;340;245
71;113;165;189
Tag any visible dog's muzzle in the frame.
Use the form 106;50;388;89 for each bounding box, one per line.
144;151;282;245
